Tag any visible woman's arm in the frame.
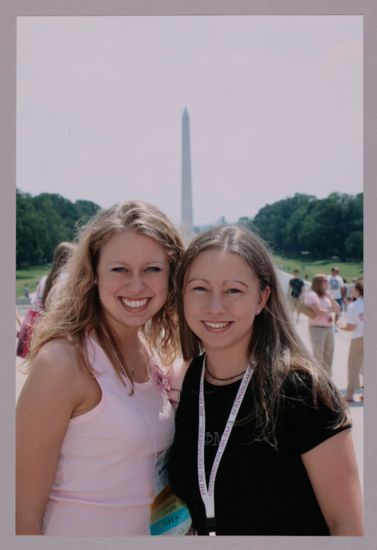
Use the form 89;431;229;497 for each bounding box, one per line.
307;293;339;316
325;292;341;315
306;293;331;315
16;341;85;534
301;429;364;535
337;322;356;331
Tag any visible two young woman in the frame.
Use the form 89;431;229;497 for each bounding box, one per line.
16;205;363;536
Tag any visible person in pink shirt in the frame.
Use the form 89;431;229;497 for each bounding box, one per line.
16;200;184;535
305;274;340;376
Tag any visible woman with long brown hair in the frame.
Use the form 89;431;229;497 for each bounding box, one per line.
168;225;363;536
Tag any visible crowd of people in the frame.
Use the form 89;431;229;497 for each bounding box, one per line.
287;266;364;403
16;201;364;537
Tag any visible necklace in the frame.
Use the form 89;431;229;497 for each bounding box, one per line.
205;363;247;382
122;342;150;383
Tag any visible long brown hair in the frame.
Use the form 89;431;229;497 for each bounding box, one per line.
28;201;185;384
178;225;349;446
311;274;328;297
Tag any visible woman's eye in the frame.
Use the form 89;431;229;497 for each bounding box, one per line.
111;267;128;273
146;266;162;272
226;288;242;294
192;286;207;292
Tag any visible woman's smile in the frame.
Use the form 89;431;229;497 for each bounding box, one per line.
119;297;151;312
201;320;234;331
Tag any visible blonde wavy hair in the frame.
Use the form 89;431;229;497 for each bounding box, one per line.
28;200;185;384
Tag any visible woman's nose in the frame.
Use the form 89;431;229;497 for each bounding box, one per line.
126;274;145;294
206;292;226;314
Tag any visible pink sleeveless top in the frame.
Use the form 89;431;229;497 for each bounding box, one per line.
42;337;175;536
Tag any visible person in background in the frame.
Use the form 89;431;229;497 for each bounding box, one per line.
40;241;76;310
16;242;76;359
16;311;22;338
338;280;364;403
168;225;363;536
327;267;346;329
23;284;30;301
287;269;305;324
345;278;358;309
17;276;48;359
29;275;47;314
342;279;348;312
305;274;340;377
16;200;184;536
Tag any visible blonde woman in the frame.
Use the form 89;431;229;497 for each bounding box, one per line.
16;201;184;535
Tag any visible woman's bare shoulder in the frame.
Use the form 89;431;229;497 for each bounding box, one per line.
18;338;89;418
27;337;83;380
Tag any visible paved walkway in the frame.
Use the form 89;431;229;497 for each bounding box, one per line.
15;301;364;487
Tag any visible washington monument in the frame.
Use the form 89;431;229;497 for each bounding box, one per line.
181;107;193;234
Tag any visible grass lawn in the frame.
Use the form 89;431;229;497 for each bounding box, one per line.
16;264;51;299
273;254;363;282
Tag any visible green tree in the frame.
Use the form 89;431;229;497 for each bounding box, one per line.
344;231;363;260
31;194;70;261
252;193;315;252
74;199;100;223
237;191;363;260
289;193;363;259
16;190;45;266
16;189;100;267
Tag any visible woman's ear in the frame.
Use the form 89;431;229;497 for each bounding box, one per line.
256;286;271;315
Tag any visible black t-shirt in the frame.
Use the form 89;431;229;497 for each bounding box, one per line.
289;277;305;298
168;355;350;536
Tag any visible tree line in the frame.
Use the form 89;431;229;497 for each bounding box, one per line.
17;189;363;268
16;189;100;268
238;192;363;260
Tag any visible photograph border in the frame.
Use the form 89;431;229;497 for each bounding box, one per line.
1;1;376;549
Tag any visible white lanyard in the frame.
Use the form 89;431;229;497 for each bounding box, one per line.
197;355;253;535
